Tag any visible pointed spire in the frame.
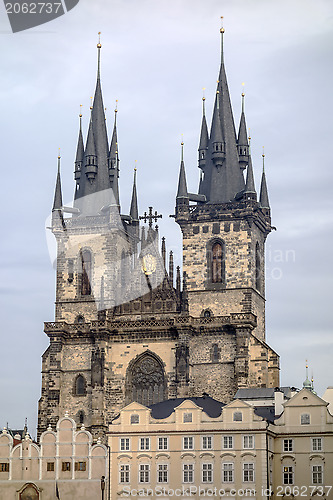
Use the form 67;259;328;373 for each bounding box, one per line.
108;102;120;207
198;91;209;169
169;251;174;285
259;149;270;209
161;237;166;269
237;89;249;170
176;266;181;295
176;142;189;199
199;22;245;203
74;107;84;186
97;32;102;80
210;90;225;165
53;153;63;211
130;167;139;221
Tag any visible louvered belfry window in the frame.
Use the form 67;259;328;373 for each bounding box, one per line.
212;242;223;283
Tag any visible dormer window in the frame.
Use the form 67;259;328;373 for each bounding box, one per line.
301;413;310;425
233;411;242;422
130;414;139;424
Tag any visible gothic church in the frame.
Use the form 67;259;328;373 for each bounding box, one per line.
38;29;279;441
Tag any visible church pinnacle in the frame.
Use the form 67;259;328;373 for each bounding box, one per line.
52;153;63;211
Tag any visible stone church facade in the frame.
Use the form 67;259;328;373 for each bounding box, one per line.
37;30;279;442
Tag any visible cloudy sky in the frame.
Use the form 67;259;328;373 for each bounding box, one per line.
0;0;332;437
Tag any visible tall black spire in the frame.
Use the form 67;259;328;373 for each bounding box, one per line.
130;167;139;222
237;91;249;170
198;24;245;203
108;104;120;207
74;110;85;199
53;154;63;211
176;142;189;199
198;94;209;170
259;151;270;209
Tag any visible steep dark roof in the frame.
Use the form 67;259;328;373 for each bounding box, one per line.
149;396;225;419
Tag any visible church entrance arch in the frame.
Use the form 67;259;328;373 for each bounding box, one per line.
125;351;167;406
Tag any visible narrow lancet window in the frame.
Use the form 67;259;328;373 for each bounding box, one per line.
80;250;92;296
212;241;224;283
255;243;261;292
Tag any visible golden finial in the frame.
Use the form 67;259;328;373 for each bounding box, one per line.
306;359;308;369
262;146;265;158
79;104;83;118
97;31;102;49
134;159;137;172
90;96;93;110
220;16;225;33
242;82;245;98
115;99;118;113
202;87;206;101
58;147;61;160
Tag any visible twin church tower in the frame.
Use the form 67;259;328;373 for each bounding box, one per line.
38;29;279;440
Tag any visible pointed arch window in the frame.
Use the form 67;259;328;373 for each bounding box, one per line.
126;353;166;406
255;243;261;293
211;241;225;283
80;250;92;296
75;375;86;396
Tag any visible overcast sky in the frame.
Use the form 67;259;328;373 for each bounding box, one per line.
0;0;332;438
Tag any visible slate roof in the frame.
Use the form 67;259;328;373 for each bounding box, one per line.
235;387;294;400
149;396;225;419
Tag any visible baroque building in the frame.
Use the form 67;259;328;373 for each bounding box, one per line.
37;29;279;441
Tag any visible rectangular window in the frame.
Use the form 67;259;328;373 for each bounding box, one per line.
202;463;213;483
223;436;233;449
301;413;310;425
47;462;55;472
120;438;130;451
183;436;194;450
243;435;254;449
183;412;193;423
130;414;139;424
157;464;168;483
202;436;213;450
120;464;130;483
139;464;150;483
312;465;323;484
140;437;150;451
158;437;168;450
62;462;71;472
283;466;293;485
312;438;322;452
233;412;242;421
183;464;194;483
0;463;9;472
75;461;86;471
243;463;255;482
222;463;234;483
283;439;293;452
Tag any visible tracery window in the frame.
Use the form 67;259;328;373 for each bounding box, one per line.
80;250;92;296
126;353;166;406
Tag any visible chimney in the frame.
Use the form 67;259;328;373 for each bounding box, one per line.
274;388;284;416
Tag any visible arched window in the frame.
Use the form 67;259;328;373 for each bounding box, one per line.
211;241;225;283
77;410;85;424
211;344;220;362
255;243;261;292
80;250;92;296
75;375;86;396
126;353;166;406
121;250;126;289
